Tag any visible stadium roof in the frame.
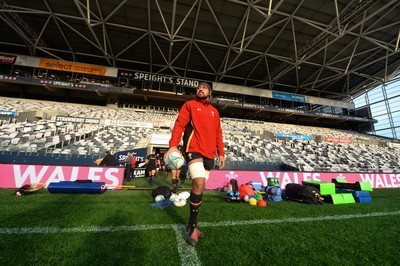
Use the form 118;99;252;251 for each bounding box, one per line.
1;0;400;101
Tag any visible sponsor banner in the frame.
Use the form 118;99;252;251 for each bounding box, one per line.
206;170;400;190
0;164;124;188
388;142;400;148
118;70;199;87
0;53;17;64
103;119;153;128
133;168;146;178
272;91;306;103
116;148;147;165
0;74;17;81
326;136;353;144
13;55;117;77
105;67;118;77
223;129;255;136
0;110;17;117
276;133;312;140
152;119;174;128
48;80;76;88
317;112;343;119
150;134;171;145
73;82;110;92
56;116;100;124
242;102;265;109
1;76;110;92
277;107;310;115
39;59;106;76
217;100;375;123
15;55;40;67
41;80;109;91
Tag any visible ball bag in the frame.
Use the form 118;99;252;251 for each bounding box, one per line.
238;183;255;200
152;186;172;199
265;186;283;202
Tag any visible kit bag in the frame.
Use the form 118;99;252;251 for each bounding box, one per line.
152;186;172;199
285;183;323;205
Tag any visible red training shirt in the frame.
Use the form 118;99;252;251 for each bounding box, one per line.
169;98;224;160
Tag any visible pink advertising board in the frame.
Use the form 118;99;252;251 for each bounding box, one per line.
206;170;400;190
2;163;399;190
0;164;124;188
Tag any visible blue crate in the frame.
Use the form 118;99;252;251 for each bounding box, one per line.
249;181;262;191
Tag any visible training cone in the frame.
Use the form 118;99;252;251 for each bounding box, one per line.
257;199;267;207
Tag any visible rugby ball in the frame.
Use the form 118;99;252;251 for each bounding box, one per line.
155;195;165;202
174;198;187;207
178;191;190;200
169;193;179;202
165;151;185;170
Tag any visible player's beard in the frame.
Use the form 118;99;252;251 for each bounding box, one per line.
196;91;208;100
196;95;208;100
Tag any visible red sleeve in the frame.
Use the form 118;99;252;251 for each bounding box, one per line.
169;102;191;147
216;113;225;157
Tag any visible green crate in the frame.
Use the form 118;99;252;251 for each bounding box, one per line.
326;193;356;204
267;177;280;186
332;178;347;183
358;182;373;191
302;180;336;196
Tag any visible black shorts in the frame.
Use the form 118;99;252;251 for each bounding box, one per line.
147;166;157;171
185;152;214;171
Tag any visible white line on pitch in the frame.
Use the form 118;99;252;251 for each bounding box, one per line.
2;211;399;266
173;224;202;266
1;210;399;235
199;210;400;228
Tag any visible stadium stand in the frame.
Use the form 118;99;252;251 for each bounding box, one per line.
1;96;400;173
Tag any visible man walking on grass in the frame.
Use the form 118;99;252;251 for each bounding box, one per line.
124;152;133;181
145;149;158;185
165;82;225;246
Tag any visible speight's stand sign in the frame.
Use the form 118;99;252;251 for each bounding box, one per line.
118;70;199;87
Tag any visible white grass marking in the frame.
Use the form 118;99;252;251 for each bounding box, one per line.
0;224;173;234
199;210;400;228
1;210;399;266
1;211;399;235
173;224;202;266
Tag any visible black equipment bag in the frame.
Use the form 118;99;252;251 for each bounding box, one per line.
285;183;323;205
152;186;172;199
229;179;239;193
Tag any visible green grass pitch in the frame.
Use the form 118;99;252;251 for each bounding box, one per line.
1;175;399;265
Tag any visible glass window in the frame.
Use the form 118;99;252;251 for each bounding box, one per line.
369;102;388;117
385;82;400;98
374;128;394;138
375;124;392;131
395;127;400;139
391;111;400;127
388;97;400;112
353;95;366;108
367;87;383;102
374;114;391;130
